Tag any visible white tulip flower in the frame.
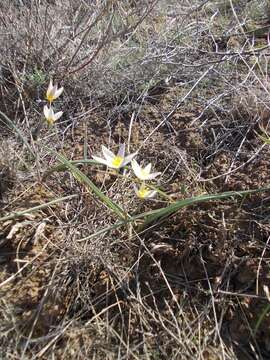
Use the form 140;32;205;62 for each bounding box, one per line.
43;105;63;125
46;80;64;103
134;183;157;199
92;143;137;169
131;159;161;181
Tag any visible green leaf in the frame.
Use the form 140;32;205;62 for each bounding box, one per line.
53;152;128;220
0;194;77;222
140;187;270;228
78;186;270;241
0;111;35;157
43;159;97;178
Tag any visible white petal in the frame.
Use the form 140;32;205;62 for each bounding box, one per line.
131;159;142;179
52;84;58;94
54;87;64;99
48;107;54;117
47;80;54;93
54;111;63;120
92;155;109;166
133;184;140;197
144;172;161;180
43;105;50;117
102;146;115;162
44;106;54;119
144;163;152;175
122;152;137;166
117;143;125;158
46;82;56;100
146;190;157;198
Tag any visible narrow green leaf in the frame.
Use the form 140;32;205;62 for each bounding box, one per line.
78;186;270;241
140;186;270;228
54;152;128;219
0;194;77;222
0;111;35;157
254;303;270;335
43;159;97;178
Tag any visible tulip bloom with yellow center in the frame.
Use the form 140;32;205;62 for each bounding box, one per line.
43;105;63;125
131;159;161;181
134;183;157;199
46;80;64;104
92;144;137;170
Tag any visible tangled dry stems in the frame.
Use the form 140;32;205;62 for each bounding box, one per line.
1;0;270;359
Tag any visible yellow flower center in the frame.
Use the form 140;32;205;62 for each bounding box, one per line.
46;93;55;103
138;186;149;199
46;116;54;125
112;156;123;168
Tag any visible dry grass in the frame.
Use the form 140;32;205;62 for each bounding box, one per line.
1;0;270;359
